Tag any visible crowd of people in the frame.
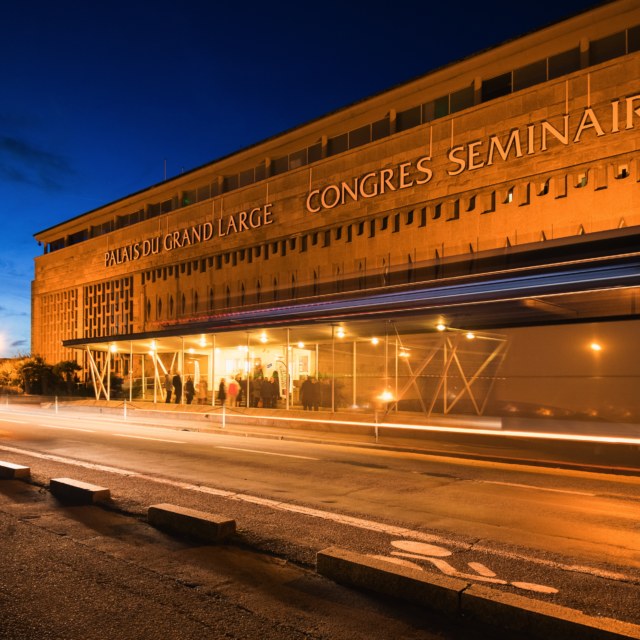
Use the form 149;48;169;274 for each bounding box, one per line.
161;371;321;409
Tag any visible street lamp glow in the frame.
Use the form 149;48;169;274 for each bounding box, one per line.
590;342;602;352
378;389;394;402
297;341;305;349
466;332;475;340
336;327;345;338
371;337;379;345
436;323;446;331
109;344;117;353
259;332;268;343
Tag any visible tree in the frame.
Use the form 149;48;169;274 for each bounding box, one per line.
17;356;56;395
53;360;81;395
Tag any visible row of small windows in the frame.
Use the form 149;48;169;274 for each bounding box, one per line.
140;163;631;286
45;25;640;254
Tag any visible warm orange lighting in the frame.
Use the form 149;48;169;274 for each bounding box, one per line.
399;350;410;358
109;344;117;353
371;337;379;345
297;341;305;349
336;327;345;338
259;332;268;343
590;342;602;352
378;390;394;402
465;332;475;340
436;323;446;332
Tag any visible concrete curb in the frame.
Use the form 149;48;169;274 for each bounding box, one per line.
0;461;31;479
49;477;111;504
317;547;640;640
317;546;466;615
148;503;236;543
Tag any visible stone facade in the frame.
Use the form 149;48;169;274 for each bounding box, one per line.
31;1;640;407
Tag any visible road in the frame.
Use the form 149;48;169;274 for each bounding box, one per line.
0;404;639;637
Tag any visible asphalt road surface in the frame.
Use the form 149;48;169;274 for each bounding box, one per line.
0;404;638;638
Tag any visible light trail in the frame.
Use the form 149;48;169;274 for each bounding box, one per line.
216;446;319;460
113;434;186;444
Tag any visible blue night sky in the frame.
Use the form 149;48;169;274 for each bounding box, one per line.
0;0;599;357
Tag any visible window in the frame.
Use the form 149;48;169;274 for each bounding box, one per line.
629;26;640;53
396;106;421;132
307;141;323;163
328;133;348;156
68;229;89;245
254;162;266;182
289;148;307;169
481;72;512;102
223;174;238;192
433;95;449;119
239;168;254;187
349;125;371;149
513;60;547;91
449;85;474;114
182;189;196;206
371;116;390;141
548;48;580;80
590;31;626;65
616;165;629;179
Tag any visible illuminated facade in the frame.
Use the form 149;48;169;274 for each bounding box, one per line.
32;1;640;426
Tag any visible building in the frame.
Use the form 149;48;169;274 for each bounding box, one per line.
32;0;640;426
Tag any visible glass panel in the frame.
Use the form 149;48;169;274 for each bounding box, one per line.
590;31;626;65
481;72;512;102
348;124;371;149
396;106;421;132
327;133;348;156
449;85;474;113
513;59;547;91
548;47;580;79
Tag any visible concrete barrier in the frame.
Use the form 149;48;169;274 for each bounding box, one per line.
317;547;640;640
461;584;640;640
148;503;236;543
0;461;31;479
49;478;110;504
316;546;466;615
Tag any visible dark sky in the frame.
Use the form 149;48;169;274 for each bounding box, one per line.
0;0;601;357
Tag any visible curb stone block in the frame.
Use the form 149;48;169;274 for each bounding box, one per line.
316;546;466;615
0;461;31;479
148;503;236;543
317;547;640;640
461;584;640;640
50;477;110;504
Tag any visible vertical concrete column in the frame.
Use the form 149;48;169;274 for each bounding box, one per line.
285;328;290;410
331;324;336;413
352;341;357;408
210;335;215;407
